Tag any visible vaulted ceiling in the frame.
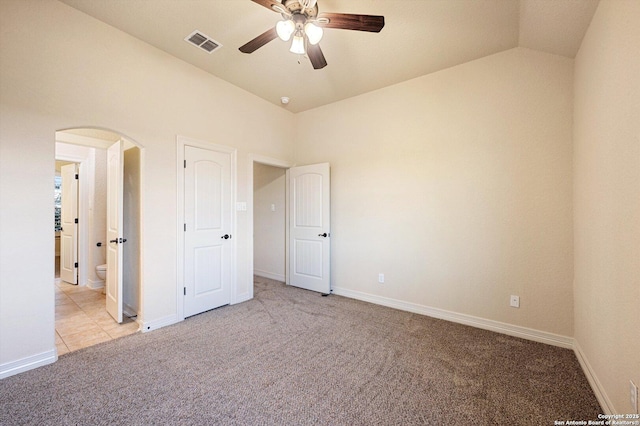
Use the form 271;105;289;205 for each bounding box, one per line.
59;0;599;112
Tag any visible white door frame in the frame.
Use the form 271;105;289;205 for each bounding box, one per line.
247;154;295;301
176;135;237;321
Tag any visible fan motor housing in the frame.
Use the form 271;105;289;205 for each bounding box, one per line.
283;0;318;18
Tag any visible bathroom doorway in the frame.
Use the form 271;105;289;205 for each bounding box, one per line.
54;128;143;354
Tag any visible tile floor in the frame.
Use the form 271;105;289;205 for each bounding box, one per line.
55;280;139;355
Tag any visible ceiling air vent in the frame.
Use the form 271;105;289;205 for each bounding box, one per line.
184;30;222;54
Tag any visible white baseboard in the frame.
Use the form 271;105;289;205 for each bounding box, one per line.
254;270;285;282
573;339;614;414
331;286;574;349
0;349;57;379
140;314;178;333
87;278;104;290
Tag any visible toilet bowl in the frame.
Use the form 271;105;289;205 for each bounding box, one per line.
96;264;107;281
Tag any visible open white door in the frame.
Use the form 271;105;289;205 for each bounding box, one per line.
106;140;124;323
60;163;78;284
288;163;331;294
183;145;232;317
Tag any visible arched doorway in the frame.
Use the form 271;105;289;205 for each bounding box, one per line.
53;127;144;354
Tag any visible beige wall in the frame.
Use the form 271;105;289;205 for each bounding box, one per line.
0;0;294;373
573;0;640;414
295;47;575;337
123;146;141;315
253;163;286;281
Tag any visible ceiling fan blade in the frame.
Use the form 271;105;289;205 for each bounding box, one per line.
239;27;278;54
317;13;385;32
307;44;327;70
250;0;284;13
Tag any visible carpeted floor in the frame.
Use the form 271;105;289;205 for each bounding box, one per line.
1;277;601;425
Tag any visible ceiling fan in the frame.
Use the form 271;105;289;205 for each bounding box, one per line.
239;0;385;69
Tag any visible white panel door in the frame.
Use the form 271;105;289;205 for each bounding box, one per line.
288;163;331;294
184;145;232;317
106;140;124;323
60;163;78;285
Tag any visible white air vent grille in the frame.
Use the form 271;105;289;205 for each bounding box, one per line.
184;30;222;54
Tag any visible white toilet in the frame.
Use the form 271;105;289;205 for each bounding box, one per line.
96;264;107;281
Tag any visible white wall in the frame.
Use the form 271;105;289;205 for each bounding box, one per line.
253;163;286;281
295;48;575;339
0;0;294;376
123;146;141;314
573;0;640;414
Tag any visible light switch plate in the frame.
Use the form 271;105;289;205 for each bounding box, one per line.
510;295;520;308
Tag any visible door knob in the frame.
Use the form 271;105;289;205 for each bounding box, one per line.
221;234;231;239
109;239;118;244
318;233;328;238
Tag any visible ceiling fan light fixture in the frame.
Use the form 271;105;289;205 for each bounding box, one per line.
289;32;306;55
304;22;323;45
276;19;295;41
299;0;317;9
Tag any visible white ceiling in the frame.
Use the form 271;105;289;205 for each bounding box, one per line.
59;0;599;113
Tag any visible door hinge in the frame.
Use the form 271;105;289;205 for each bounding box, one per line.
183;287;186;296
75;174;79;180
74;262;78;268
184;160;187;168
184;223;187;232
74;218;78;224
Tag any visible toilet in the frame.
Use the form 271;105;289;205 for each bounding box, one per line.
96;264;107;281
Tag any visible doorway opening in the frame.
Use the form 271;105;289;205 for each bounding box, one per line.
249;156;293;301
253;162;287;283
54;128;143;354
250;158;332;298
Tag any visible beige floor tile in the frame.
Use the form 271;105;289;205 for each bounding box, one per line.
68;293;103;306
56;342;70;356
93;316;121;330
65;332;112;351
55;297;76;307
63;328;111;344
55;281;139;353
55;303;82;315
56;317;101;337
106;322;140;339
79;302;107;314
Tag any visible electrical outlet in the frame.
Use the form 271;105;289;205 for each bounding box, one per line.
378;273;384;284
510;295;520;308
631;380;638;413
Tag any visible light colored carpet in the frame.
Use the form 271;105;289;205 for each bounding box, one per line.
1;277;601;425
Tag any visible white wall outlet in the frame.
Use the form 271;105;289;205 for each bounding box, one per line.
378;273;384;284
510;295;520;308
270;203;276;212
631;380;638;413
